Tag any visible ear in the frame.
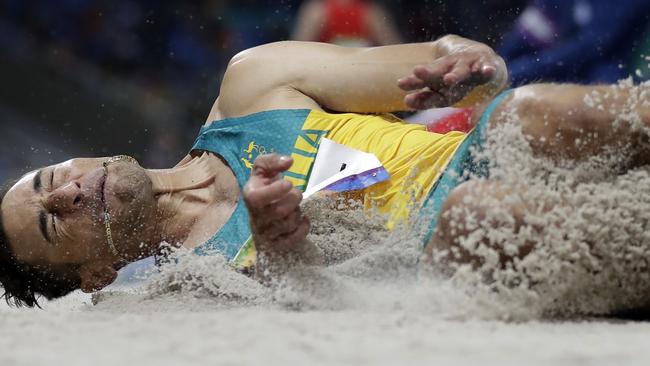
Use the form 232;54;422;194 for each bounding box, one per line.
78;262;118;293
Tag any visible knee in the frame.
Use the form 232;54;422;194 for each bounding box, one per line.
435;180;483;243
425;180;532;267
435;180;517;244
422;182;471;266
427;180;500;264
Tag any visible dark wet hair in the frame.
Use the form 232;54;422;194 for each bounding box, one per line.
0;181;81;308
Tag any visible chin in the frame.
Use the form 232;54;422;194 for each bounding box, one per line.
106;162;156;246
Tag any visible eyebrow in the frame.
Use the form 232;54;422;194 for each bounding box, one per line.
32;169;51;243
33;169;43;193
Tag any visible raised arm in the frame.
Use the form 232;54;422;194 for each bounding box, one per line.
212;35;507;120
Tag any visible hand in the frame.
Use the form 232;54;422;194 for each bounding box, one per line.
398;45;506;109
243;154;310;256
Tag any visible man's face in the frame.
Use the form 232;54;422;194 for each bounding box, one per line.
1;157;156;268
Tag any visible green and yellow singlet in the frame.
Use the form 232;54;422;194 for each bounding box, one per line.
190;89;512;268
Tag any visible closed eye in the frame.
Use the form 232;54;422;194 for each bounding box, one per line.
51;214;58;242
50;168;55;190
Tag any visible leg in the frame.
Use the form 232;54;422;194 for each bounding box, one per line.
424;82;649;269
489;83;650;164
423;179;544;269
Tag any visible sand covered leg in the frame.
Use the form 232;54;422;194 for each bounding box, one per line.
423;179;546;269
419;80;650;317
425;81;650;268
490;81;650;165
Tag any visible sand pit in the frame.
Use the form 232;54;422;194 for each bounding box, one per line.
4;294;650;366
3;259;650;366
3;80;650;365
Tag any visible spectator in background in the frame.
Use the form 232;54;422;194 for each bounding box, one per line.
499;0;650;85
292;0;401;46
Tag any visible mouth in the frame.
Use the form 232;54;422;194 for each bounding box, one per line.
99;167;108;212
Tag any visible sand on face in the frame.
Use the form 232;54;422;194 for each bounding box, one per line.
2;79;650;365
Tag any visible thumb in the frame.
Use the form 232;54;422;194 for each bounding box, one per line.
252;154;293;178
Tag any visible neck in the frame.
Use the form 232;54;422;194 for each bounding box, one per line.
142;153;239;256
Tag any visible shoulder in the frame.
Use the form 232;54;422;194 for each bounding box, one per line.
215;42;322;119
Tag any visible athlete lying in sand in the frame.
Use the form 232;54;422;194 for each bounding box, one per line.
1;35;649;307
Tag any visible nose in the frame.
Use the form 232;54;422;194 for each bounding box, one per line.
44;181;83;214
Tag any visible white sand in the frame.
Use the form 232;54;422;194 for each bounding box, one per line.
2;215;650;366
3;79;650;365
3;290;650;366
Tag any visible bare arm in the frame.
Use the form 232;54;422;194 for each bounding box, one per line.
213;35;507;119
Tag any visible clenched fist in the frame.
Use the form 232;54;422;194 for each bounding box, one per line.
243;154;310;258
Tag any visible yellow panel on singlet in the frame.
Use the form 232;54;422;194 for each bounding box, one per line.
302;110;467;229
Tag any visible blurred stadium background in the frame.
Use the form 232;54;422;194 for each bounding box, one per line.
1;0;648;183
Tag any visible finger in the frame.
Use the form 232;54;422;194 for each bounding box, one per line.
266;209;303;240
271;188;303;218
274;215;311;250
413;62;454;90
397;76;426;91
252;189;303;229
479;65;497;84
252;154;293;178
470;59;497;82
443;59;472;87
404;90;446;110
244;179;293;209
